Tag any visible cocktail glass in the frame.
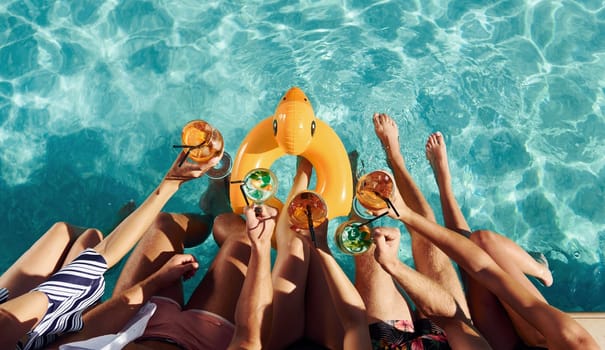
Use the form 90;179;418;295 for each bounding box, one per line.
238;168;278;206
287;190;328;247
334;220;373;255
174;120;232;179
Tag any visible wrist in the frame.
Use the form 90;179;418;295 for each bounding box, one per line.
119;278;157;306
158;178;181;194
144;271;169;293
251;241;271;252
380;259;400;275
395;203;411;221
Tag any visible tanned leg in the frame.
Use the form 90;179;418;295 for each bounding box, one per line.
373;114;469;318
426;131;549;349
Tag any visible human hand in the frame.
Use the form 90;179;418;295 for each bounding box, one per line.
164;150;222;183
368;187;409;221
150;253;199;288
292;218;329;251
244;204;278;248
372;226;402;273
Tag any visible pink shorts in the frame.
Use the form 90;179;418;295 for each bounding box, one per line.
139;296;235;350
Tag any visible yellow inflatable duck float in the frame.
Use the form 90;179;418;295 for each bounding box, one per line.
229;87;353;219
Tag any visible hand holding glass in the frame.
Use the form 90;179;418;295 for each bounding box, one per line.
355;170;395;213
239;168;278;206
287;191;328;247
338;170;399;255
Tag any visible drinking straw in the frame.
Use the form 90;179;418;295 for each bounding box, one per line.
173;139;211;167
228;180;251;207
179;148;193;167
384;197;400;217
372;191;400;217
239;184;250;207
359;211;389;227
306;204;317;248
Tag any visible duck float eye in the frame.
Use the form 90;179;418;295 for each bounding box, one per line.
311;120;316;136
273;119;278;136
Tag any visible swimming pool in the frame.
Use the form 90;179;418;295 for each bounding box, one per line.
0;0;603;311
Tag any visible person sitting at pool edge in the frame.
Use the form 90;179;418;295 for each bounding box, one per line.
49;202;276;350
0;149;220;350
424;129;571;349
369;128;599;350
204;156;369;349
351;113;478;349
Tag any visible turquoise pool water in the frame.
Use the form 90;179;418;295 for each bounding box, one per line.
1;1;603;311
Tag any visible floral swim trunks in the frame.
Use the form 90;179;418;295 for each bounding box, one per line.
369;318;450;350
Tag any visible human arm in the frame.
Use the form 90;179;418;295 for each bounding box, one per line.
95;150;220;268
372;226;491;349
372;226;458;318
378;191;599;350
228;205;276;350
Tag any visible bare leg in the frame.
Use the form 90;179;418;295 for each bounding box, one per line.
386;197;599;349
267;158;313;349
212;212;246;247
426;131;549;348
268;157;345;349
0;222;102;300
113;212;212;305
372;113;469;318
471;232;552;288
354;244;413;323
471;230;549;347
185;215;252;323
210;205;313;350
426;132;519;349
425;132;470;234
304;223;346;350
62;229;105;268
352;137;414;324
426;132;552;287
187;174;258;323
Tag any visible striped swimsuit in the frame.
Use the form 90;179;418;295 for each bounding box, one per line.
0;286;8;303
16;248;107;350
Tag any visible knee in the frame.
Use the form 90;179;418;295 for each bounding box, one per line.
49;222;89;243
560;323;599;349
150;212;181;233
50;221;70;231
469;229;497;250
77;228;103;247
213;213;246;246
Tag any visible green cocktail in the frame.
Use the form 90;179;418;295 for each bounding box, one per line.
335;220;372;255
242;168;278;203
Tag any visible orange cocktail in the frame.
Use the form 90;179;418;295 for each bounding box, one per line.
181;120;224;163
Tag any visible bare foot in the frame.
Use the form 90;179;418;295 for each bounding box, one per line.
425;131;451;187
528;251;554;287
372;113;401;157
